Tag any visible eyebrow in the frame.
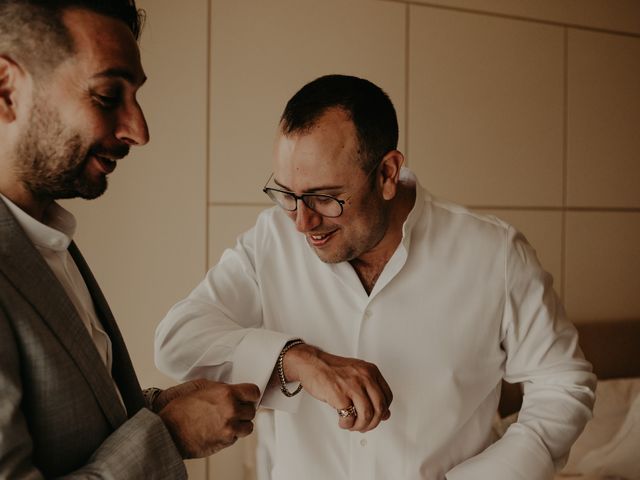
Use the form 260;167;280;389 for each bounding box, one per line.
91;68;147;86
273;178;345;194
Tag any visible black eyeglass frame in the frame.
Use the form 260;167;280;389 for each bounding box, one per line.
262;160;382;218
262;178;347;218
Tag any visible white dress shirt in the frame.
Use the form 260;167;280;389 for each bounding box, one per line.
1;195;114;375
155;169;595;480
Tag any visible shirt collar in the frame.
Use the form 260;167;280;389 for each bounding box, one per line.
399;167;426;247
0;194;76;251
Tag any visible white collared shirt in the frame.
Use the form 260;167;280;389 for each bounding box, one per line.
155;169;595;480
1;194;113;373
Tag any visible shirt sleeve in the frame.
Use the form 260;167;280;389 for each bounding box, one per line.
447;226;596;480
154;221;301;411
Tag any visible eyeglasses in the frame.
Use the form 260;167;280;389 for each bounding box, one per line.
262;162;380;218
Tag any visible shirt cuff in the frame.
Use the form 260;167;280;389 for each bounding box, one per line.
231;328;303;412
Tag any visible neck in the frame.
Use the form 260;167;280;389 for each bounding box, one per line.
350;254;393;295
0;180;51;223
349;182;416;295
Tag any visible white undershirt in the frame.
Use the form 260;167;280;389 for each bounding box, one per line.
1;194;113;373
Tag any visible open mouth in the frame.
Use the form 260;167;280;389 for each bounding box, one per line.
92;154;118;174
307;229;338;247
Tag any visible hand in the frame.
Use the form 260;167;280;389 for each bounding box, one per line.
284;344;392;432
157;379;260;458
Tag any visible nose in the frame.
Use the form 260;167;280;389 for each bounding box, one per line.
293;200;322;233
115;101;150;146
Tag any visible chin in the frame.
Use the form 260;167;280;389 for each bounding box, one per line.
52;181;107;201
76;177;108;199
312;247;352;264
78;187;107;200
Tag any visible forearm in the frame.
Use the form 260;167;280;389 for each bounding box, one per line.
155;239;296;391
154;300;254;381
155;298;297;406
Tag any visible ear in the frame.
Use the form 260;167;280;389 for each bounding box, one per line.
378;150;405;200
0;55;28;124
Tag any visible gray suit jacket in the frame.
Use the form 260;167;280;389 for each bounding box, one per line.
0;199;187;479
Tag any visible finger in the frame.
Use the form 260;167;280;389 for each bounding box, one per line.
349;388;374;432
221;435;238;449
333;392;357;430
234;383;261;402
376;371;393;408
338;415;357;430
234;420;255;438
362;383;388;431
369;371;393;425
355;369;392;432
235;402;257;421
337;403;357;430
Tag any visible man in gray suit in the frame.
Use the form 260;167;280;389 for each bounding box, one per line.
0;0;260;478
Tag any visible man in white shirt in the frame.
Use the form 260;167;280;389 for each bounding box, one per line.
0;1;258;478
155;74;596;479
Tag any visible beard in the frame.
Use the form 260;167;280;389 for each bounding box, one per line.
13;96;124;201
311;192;391;264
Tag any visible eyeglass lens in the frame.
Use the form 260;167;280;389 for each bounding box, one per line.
266;189;342;218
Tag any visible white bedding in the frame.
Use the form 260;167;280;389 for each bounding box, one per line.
499;377;640;480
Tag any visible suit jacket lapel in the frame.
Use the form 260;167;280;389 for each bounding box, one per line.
0;200;128;428
68;242;145;416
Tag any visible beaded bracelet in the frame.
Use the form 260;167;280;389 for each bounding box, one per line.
277;339;305;397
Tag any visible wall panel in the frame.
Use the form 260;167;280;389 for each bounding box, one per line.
209;0;406;204
567;29;640;207
409;6;564;206
565;212;640;320
395;0;640;35
209;205;270;266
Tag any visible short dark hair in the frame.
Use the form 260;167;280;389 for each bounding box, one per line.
280;74;399;172
0;0;144;78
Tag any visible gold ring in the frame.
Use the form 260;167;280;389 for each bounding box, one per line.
337;405;357;418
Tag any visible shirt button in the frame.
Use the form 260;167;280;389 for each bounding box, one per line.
360;438;367;447
363;310;371;319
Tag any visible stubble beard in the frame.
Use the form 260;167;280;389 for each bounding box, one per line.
311;196;391;264
14;98;107;201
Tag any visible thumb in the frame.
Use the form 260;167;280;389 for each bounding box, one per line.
235;383;261;402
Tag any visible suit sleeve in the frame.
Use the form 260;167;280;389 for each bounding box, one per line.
64;409;186;480
446;227;596;480
0;308;186;480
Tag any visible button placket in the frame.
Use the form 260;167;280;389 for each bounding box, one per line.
349;434;374;479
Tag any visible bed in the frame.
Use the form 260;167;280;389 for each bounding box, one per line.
497;318;640;480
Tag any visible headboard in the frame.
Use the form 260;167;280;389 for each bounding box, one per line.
498;318;640;417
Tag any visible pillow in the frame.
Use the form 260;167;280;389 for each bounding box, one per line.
558;377;640;479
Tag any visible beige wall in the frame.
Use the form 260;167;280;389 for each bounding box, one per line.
63;0;640;478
